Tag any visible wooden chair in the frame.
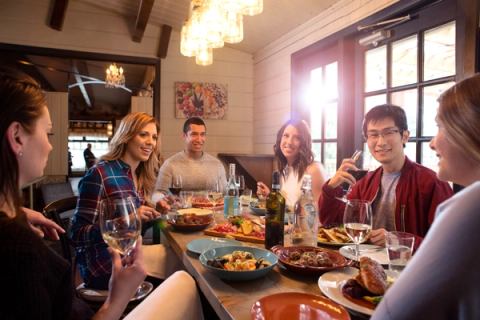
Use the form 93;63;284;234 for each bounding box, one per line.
43;195;78;263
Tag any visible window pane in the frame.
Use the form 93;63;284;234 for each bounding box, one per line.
422;82;455;136
424;21;456;81
310;67;323;139
324;102;337;139
405;142;416;161
363;143;381;171
392;35;418;87
391;89;418;136
365;45;387;92
364;94;387;114
422;142;438;172
324;143;337;178
325;62;338;101
312;142;322;162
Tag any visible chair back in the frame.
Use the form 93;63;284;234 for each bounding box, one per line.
43;196;78;263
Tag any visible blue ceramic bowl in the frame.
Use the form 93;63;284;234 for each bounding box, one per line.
199;245;277;281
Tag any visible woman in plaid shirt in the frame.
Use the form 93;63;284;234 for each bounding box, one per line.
70;112;171;290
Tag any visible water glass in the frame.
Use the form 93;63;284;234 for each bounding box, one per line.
386;231;415;275
180;190;193;208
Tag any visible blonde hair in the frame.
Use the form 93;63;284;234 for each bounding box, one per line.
437;74;480;163
101;112;160;198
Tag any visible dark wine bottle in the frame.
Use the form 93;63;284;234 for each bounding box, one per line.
265;171;286;250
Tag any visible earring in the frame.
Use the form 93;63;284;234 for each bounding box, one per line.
18;151;23;157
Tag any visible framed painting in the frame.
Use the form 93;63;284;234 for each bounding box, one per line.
175;81;228;119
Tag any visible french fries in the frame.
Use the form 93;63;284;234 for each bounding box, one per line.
318;226;352;244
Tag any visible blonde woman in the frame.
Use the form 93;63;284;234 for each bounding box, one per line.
71;112;174;290
372;74;480;319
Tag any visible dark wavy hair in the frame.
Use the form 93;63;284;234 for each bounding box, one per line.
0;67;46;214
273;119;314;182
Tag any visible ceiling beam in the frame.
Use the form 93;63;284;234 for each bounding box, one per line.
72;60;94;108
133;0;155;43
49;0;69;31
157;24;172;59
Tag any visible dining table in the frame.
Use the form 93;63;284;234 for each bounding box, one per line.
159;208;370;320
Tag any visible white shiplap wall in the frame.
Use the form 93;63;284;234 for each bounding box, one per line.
252;0;399;154
160;31;254;159
0;0;254;160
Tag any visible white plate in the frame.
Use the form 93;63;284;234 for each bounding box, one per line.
76;281;153;302
318;267;374;316
186;237;241;254
177;208;213;216
339;244;389;265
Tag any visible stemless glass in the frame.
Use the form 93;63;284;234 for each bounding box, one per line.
236;175;245;195
99;197;150;296
343;199;372;261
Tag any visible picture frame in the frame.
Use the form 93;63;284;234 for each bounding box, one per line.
175;81;228;119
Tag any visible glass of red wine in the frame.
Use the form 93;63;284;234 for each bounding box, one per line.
337;150;368;203
236;175;245;195
169;175;183;209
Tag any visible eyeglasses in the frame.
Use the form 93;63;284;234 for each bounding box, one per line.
366;128;400;141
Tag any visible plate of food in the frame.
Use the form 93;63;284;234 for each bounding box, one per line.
186;237;242;255
204;216;265;243
191;195;224;209
318;257;394;316
270;245;350;276
76;281;153;302
251;292;351;320
199;245;277;281
317;226;353;246
169;211;213;232
339;244;389;265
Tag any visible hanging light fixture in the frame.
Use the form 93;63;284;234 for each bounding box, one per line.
105;63;125;88
180;0;263;66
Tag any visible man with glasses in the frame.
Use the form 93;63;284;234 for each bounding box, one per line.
153;117;226;199
319;104;452;248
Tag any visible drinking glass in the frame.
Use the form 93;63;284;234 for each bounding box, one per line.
169;175;183;196
207;179;224;221
179;190;193;209
236;175;245;195
99;197;150;296
343;199;372;261
386;231;415;275
337;150;367;203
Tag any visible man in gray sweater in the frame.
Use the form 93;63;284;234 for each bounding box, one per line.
154;117;227;199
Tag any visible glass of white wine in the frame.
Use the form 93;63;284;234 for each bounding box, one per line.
99;197;150;297
207;179;224;223
343;199;372;261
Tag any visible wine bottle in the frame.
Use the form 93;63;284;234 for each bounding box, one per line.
223;163;239;218
265;171;286;250
292;174;318;246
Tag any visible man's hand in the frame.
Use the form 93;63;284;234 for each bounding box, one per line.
23;207;65;240
369;228;387;246
327;158;359;189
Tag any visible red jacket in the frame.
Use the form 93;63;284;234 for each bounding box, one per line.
318;157;453;248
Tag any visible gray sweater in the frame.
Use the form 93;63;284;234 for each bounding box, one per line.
155;151;227;194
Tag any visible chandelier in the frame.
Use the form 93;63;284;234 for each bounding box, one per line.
105;63;125;88
180;0;263;66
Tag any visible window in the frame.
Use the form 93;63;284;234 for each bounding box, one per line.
362;21;456;171
309;62;338;177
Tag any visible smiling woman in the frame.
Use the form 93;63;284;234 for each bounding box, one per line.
70;112;168;290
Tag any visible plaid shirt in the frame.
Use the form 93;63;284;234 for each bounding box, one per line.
70;159;144;288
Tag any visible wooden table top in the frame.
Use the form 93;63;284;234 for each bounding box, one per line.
160;223;368;320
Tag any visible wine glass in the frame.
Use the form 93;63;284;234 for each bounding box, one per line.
99;197;151;297
207;179;223;222
169;175;183;196
235;175;245;195
337;149;367;203
343;199;372;261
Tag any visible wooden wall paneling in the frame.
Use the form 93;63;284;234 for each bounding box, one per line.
131;96;153;115
44;92;69;176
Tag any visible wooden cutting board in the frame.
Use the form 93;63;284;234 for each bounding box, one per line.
204;228;265;244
